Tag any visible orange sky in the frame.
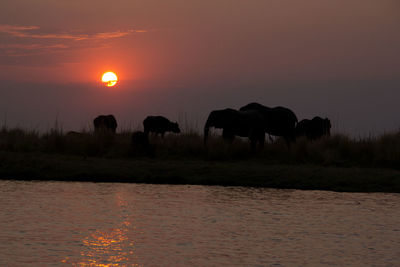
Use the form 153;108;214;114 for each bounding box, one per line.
1;0;399;134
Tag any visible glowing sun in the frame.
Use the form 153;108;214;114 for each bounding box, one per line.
101;72;118;87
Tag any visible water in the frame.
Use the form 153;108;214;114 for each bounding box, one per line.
0;181;399;266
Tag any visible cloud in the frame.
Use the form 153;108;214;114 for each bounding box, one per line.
0;25;40;32
0;24;147;41
0;24;148;64
0;43;69;59
0;43;68;50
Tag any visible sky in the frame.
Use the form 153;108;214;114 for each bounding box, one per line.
1;0;399;135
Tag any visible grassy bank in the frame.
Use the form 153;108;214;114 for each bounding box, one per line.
0;127;400;193
0;151;399;193
1;127;400;167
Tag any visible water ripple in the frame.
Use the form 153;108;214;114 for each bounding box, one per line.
0;181;399;266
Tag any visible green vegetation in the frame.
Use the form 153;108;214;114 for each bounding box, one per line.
0;126;400;193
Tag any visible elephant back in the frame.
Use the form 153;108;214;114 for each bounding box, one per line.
93;114;117;133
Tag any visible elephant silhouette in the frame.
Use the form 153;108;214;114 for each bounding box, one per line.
204;108;265;150
296;116;331;140
93;115;117;133
240;102;298;146
143;116;180;137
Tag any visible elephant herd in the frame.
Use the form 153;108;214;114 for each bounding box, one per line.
93;102;331;150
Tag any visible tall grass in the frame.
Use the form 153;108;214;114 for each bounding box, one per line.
0;125;399;169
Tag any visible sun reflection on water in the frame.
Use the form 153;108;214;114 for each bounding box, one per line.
61;193;142;267
61;220;140;267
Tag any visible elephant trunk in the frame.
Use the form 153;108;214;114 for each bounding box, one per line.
204;116;213;146
204;125;210;146
326;127;331;136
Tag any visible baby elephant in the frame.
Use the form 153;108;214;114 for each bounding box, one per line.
296;116;331;140
143;116;180;137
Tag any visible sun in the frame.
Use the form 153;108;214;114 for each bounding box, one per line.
101;72;118;87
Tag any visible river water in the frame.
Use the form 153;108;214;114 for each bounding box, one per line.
0;180;399;266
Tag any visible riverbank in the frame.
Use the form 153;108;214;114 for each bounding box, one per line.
0;151;399;193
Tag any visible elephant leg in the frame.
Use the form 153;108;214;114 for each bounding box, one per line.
222;129;229;138
250;138;257;151
251;130;264;149
249;129;264;150
291;131;297;143
222;129;234;143
268;134;274;143
259;134;265;148
284;136;292;149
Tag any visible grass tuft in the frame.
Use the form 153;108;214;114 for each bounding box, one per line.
0;127;399;169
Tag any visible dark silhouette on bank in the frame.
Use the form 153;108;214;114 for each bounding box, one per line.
204;108;265;150
296;116;331;140
66;131;85;137
239;102;298;146
93;115;118;133
1;117;400;193
143;116;180;137
131;131;154;157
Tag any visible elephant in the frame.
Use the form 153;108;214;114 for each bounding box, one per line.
239;102;298;146
296;116;331;140
93;115;118;133
204;108;265;150
143;116;180;137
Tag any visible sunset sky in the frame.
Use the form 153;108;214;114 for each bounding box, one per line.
1;0;399;135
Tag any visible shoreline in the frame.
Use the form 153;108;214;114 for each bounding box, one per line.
1;151;399;193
